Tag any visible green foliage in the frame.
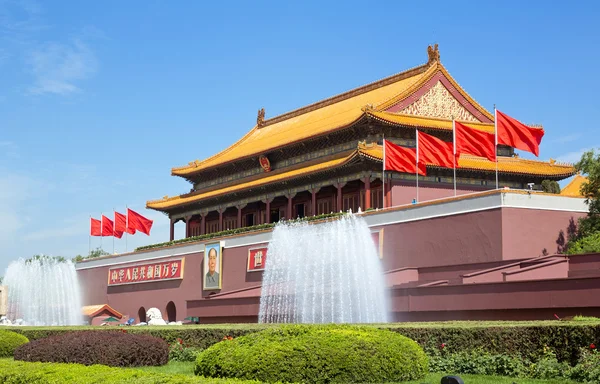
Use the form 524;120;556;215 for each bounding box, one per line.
0;359;263;384
169;338;201;362
575;149;600;216
0;330;29;357
541;180;561;194
135;212;347;252
566;231;600;255
194;324;428;383
74;247;110;262
25;255;66;263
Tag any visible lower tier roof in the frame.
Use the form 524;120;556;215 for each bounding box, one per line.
147;143;575;211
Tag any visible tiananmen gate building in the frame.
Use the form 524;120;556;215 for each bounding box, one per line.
76;46;600;324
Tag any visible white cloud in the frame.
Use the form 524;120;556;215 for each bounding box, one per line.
556;146;600;165
27;38;98;95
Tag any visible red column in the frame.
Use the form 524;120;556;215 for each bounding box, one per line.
265;199;271;224
364;177;371;210
169;218;175;241
218;209;223;232
237;206;242;228
385;179;392;207
287;195;293;219
336;184;343;212
200;214;206;235
185;216;191;238
311;189;317;216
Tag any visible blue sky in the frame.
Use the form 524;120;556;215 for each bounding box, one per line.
1;0;599;273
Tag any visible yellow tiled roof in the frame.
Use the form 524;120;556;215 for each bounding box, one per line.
149;153;359;210
367;111;496;134
357;143;575;177
561;174;588;197
171;63;436;177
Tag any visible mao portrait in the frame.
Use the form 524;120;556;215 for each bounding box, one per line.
203;242;222;290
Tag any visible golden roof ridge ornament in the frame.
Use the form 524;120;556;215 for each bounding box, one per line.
427;44;440;65
257;108;266;127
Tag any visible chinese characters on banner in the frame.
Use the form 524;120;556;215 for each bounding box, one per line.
247;247;268;272
107;258;185;286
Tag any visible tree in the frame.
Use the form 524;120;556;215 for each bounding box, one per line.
541;179;560;194
0;276;3;285
72;247;109;263
566;149;600;254
25;255;67;264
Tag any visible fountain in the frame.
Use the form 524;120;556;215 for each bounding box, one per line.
259;213;389;323
3;256;83;326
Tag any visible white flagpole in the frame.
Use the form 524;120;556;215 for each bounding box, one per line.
416;130;419;203
494;105;499;190
112;207;115;255
125;205;129;253
453;118;457;196
100;211;103;250
382;136;386;209
88;215;91;256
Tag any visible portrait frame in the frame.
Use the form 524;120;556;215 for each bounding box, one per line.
203;242;223;290
370;228;384;259
247;246;268;272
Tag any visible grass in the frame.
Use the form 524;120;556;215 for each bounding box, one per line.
128;361;582;384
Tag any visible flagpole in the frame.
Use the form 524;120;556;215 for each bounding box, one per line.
453;118;457;196
100;211;103;250
494;105;499;190
88;215;91;256
416;130;419;203
112;207;115;255
125;205;128;253
382;135;386;209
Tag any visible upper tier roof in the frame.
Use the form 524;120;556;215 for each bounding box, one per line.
172;45;496;178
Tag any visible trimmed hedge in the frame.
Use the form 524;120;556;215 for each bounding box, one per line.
0;330;29;357
0;359;263;384
14;330;169;367
194;324;428;383
6;321;600;365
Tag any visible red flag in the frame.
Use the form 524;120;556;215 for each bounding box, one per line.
417;131;456;169
127;208;153;236
383;140;426;176
115;211;135;235
455;121;496;162
90;218;101;236
101;215;115;237
496;110;544;157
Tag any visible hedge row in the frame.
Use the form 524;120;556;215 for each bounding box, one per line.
134;212;346;252
0;330;29;357
14;330;169;367
6;321;600;365
0;359;262;384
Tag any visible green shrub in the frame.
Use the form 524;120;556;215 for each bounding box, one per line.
14;330;168;367
0;330;29;357
169;338;201;362
566;231;600;255
194;324;428;383
0;358;262;383
568;347;600;383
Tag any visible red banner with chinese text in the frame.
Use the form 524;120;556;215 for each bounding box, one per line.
107;258;185;286
247;247;268;271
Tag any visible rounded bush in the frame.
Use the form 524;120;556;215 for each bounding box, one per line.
194;324;428;383
14;330;168;367
0;330;29;357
